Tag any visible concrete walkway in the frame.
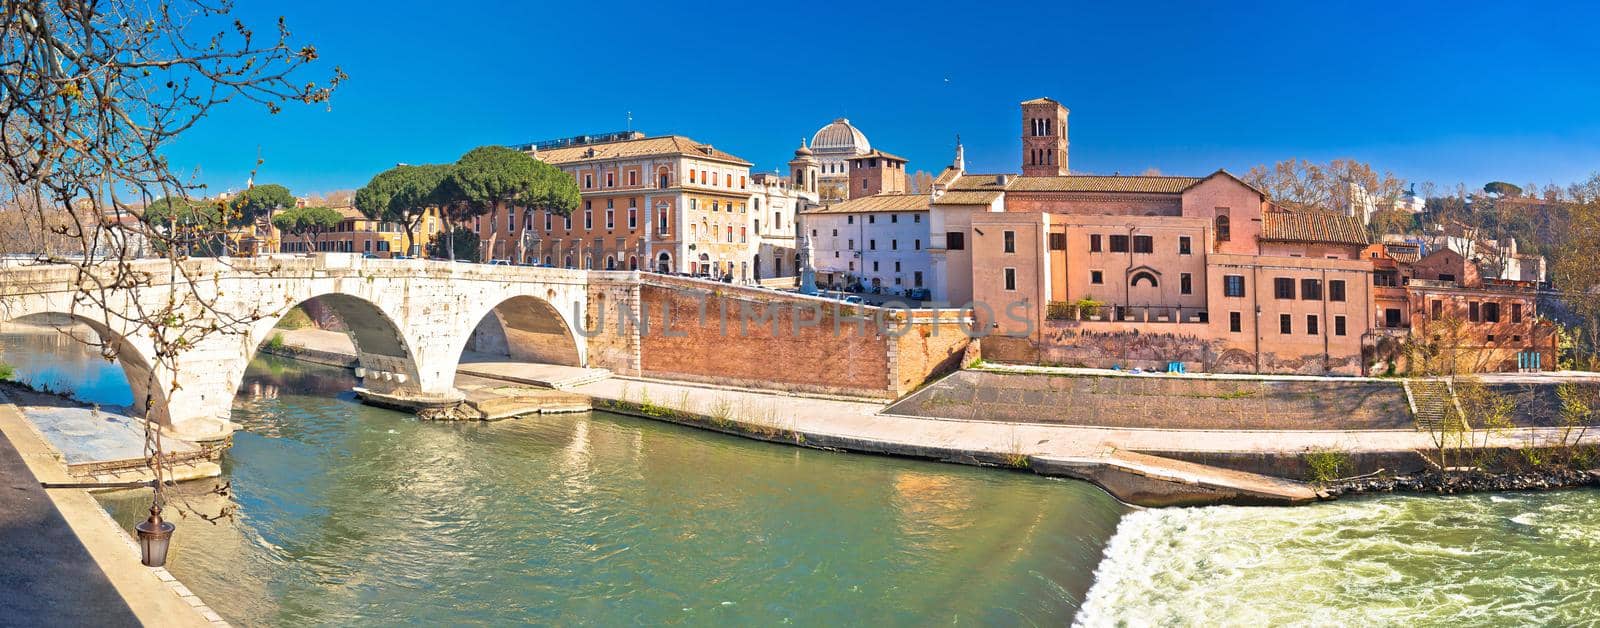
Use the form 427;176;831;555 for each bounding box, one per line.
0;394;216;626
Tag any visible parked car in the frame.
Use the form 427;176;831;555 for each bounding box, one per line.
842;295;865;305
487;259;512;266
905;288;931;300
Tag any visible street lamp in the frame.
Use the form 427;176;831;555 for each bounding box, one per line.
135;504;175;567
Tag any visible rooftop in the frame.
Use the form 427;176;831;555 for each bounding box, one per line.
529;135;750;166
803;193;930;215
847;149;908;164
1262;209;1371;246
810;118;871;154
1009;175;1204;194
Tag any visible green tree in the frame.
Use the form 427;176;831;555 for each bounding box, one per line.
447;146;579;262
427;225;479;261
270;206;342;251
145;196;226;255
1553;197;1600;369
355;164;452;257
1483;181;1523;198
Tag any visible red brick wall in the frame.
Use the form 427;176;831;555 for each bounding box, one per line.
637;276;970;398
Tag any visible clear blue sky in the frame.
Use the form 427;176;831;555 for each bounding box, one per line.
169;0;1600;197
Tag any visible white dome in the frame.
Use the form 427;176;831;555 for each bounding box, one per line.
810;118;870;154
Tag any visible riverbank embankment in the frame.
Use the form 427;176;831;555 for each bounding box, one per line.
0;392;225;626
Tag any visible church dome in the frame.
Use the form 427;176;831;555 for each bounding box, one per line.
810;118;870;154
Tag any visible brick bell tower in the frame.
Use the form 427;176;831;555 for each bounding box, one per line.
1020;97;1069;176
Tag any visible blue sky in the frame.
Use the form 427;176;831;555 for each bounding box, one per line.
170;0;1600;197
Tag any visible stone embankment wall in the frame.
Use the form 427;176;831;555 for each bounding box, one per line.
889;369;1413;430
637;276;972;399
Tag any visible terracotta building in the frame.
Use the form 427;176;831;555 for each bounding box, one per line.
929;97;1551;375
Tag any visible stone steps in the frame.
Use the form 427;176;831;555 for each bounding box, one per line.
1405;379;1458;432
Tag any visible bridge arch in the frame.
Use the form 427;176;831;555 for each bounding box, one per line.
455;294;582;368
236;292;425;401
1;312;166;419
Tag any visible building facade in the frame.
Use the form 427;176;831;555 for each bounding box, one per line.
800;193;932;295
930;97;1551;375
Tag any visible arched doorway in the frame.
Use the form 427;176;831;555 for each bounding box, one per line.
656;251;672;273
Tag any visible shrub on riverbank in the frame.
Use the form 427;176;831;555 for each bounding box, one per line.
0;361;12;382
1304;447;1350;483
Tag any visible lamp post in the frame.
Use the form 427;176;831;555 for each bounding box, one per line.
135;504;175;567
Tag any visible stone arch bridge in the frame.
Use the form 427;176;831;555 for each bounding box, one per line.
0;254;971;440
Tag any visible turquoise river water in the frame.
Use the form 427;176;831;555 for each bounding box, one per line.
4;326;1600;625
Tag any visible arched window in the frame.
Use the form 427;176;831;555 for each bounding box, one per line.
656;251;671;273
544;255;552;266
564;255;573;268
628;256;638;271
658;167;670;189
605;255;616;270
1216;215;1231;242
1131;272;1159;287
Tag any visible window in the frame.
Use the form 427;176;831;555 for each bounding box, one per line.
1374;270;1399;287
628;171;638;186
1130;271;1158;287
1301;279;1322;300
891;239;898;250
1280;314;1292;334
1484;302;1500;323
946;232;965;250
584;210;593;230
1215;215;1230;242
1091;270;1104;284
1307;315;1319;335
1004;268;1017;291
1180;273;1193;295
584;174;593;189
1179;236;1192;255
1431;300;1443;318
606;172;614;187
1230;312;1242;333
545;211;553;231
1335;315;1347;336
869;215;875;224
1225;275;1246;297
1439;273;1456;283
847;215;854;224
915;239;922;250
914;214;922;223
606;209;614;229
848;239;854;249
1274;277;1295;299
869;239;876;250
1469;302;1481;322
1090;234;1102;253
657;206;669;233
1385;309;1402;327
1109;234;1129;253
628;208;637;229
740;227;747;243
894;261;901;272
873;261;880;272
1329;280;1346;302
1003;230;1016;253
891;214;898;223
1049;233;1066;250
1132;235;1153;254
914;271;924;287
1513;303;1523;323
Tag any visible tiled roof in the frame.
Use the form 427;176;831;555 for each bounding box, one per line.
534;135;751;166
1384;244;1422;264
931;190;1003;205
847;149;908;163
1262;209;1371;246
802;193;930;214
947;173;1016;191
1021;97;1062;106
1009;175;1203;194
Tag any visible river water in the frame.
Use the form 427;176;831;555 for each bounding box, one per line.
5;326;1600;625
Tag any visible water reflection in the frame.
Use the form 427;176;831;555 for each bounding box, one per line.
0;322;133;406
97;356;1128;625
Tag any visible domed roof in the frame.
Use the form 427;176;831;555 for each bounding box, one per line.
810;118;870;154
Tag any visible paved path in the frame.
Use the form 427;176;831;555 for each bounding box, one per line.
0;395;214;626
0;412;141;626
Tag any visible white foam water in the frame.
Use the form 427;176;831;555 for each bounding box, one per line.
1074;491;1600;626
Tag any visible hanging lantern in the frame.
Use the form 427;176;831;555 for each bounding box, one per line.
135;505;175;567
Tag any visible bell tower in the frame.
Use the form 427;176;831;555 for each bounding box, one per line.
789;139;819;196
1020;97;1069;176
